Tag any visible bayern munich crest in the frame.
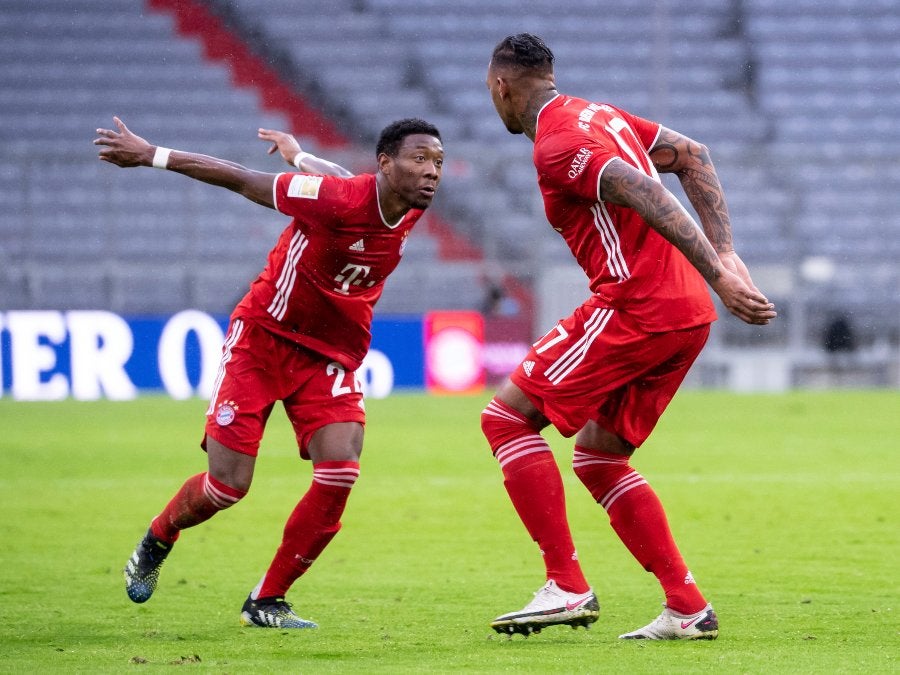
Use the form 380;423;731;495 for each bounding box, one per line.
215;401;237;426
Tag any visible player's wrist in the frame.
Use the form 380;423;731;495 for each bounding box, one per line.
293;151;315;170
152;146;172;169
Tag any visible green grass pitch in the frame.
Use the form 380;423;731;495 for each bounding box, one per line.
0;390;897;673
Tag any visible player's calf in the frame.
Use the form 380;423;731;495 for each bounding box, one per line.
152;472;248;542
125;473;248;603
482;397;593;610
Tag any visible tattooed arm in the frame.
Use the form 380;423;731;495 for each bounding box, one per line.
648;127;762;292
599;158;775;325
649;127;732;252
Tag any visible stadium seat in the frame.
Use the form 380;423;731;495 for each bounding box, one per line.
1;0;896;354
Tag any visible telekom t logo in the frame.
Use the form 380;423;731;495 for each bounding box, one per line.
333;263;373;294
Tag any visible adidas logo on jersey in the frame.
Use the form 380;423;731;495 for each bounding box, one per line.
349;239;365;252
522;360;535;377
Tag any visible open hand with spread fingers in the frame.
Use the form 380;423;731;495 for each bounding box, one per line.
94;116;154;168
258;128;303;167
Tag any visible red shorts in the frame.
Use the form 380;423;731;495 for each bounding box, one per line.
510;298;709;447
203;318;366;458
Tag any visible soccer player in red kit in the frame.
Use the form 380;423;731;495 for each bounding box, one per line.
482;34;776;639
94;116;443;628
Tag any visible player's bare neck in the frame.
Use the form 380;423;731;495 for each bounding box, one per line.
521;87;558;140
375;173;409;226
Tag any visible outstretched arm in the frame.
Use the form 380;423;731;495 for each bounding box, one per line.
258;128;354;178
599;158;776;325
648;127;760;292
94;117;277;208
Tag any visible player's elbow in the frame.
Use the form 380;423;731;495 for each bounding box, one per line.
682;139;712;172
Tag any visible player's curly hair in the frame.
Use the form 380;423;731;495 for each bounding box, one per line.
491;33;555;73
376;118;441;158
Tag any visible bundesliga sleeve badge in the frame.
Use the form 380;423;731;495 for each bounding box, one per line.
287;174;323;199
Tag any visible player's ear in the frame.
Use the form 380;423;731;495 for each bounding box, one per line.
377;152;393;176
496;76;511;100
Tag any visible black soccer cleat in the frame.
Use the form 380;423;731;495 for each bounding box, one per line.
240;595;318;629
124;529;172;603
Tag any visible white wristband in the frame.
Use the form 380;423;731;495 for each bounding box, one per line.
152;146;172;169
293;151;313;169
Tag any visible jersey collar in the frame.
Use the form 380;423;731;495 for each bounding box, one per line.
375;178;406;229
534;93;562;138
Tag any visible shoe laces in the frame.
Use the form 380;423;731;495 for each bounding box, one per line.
140;537;169;565
258;597;294;614
523;581;568;611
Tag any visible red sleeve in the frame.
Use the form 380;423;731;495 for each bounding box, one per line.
535;131;617;203
613;107;661;151
536;106;663;203
273;173;348;219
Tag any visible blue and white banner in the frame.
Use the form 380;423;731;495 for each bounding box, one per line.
0;310;425;401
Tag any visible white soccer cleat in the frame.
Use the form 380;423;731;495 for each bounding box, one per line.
619;603;719;640
491;579;600;636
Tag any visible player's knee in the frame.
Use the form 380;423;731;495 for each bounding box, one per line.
481;396;534;452
207;465;252;494
572;447;640;504
575;421;635;456
205;435;255;493
480;400;515;448
479;407;496;441
204;472;248;510
312;461;360;492
307;422;364;463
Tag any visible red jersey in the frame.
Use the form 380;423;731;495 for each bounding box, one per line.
534;95;716;332
233;172;424;370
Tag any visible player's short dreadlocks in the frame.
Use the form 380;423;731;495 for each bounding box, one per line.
376;118;441;158
491;33;555;74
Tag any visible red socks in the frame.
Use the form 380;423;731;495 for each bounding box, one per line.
481;399;590;594
572;446;707;614
151;472;246;544
150;463;359;600
255;461;360;599
481;399;705;611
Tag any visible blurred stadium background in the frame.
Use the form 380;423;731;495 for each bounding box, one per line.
1;0;898;390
